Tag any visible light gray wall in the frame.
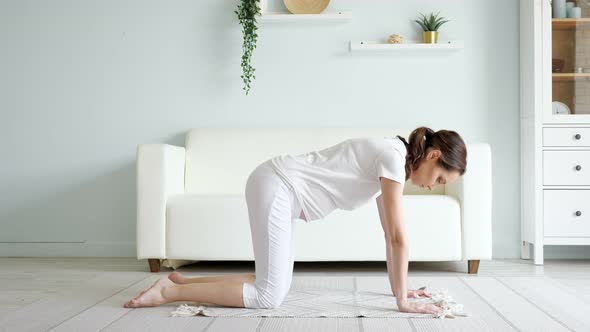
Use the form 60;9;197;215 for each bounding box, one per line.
2;0;587;258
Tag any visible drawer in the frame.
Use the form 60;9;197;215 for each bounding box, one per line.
543;127;590;147
544;190;590;237
543;151;590;185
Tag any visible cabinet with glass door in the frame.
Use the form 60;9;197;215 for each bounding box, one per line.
520;0;590;265
545;0;590;122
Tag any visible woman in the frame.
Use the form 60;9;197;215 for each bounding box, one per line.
124;126;467;315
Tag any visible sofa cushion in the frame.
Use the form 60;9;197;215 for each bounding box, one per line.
165;193;461;261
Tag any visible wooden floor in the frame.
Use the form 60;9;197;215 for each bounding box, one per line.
1;258;590;331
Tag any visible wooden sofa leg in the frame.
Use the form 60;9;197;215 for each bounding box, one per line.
468;260;480;274
148;259;161;273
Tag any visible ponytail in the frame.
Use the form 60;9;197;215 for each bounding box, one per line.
396;126;467;181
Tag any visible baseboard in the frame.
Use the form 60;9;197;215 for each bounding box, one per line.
0;241;136;257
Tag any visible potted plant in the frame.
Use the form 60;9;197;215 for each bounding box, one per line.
414;12;449;44
235;0;261;95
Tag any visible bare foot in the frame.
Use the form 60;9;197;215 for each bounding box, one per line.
168;271;186;284
134;278;168;299
123;277;175;308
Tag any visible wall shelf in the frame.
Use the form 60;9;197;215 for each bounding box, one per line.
553;73;590;81
552;18;590;30
258;11;352;23
349;40;464;52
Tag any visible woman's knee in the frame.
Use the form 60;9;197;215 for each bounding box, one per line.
258;290;288;309
243;282;289;309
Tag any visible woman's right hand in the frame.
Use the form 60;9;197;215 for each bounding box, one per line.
397;300;442;315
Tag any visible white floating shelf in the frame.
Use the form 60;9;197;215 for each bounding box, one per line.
349;40;464;52
258;11;352;23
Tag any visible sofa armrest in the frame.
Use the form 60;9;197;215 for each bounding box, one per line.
444;143;492;260
136;144;186;259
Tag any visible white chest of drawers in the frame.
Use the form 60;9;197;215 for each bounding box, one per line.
543;127;590;243
542;127;590;246
522;123;590;264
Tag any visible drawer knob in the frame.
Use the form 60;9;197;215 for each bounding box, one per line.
575;165;582;171
575;210;582;217
574;134;582;140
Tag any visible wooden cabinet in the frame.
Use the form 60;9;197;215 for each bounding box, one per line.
521;0;590;264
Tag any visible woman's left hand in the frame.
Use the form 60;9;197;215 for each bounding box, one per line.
407;286;432;298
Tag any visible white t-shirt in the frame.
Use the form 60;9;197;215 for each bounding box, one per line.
268;136;408;222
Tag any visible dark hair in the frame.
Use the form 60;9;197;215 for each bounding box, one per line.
396;126;467;182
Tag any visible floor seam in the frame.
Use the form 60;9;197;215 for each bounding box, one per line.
353;276;364;332
99;307;134;331
96;275;155;331
457;276;521;332
202;317;217;332
48;274;151;331
494;276;575;332
255;317;267;332
544;276;590;306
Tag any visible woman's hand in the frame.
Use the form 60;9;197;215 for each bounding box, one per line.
407;286;432;299
393;287;432;299
397;300;442;314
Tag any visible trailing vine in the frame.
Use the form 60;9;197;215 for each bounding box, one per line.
235;0;260;95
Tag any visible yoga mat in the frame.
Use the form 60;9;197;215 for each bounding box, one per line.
169;277;467;319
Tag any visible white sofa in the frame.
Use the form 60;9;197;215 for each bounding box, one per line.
136;128;492;274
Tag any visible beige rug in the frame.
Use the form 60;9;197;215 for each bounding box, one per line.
169;276;467;319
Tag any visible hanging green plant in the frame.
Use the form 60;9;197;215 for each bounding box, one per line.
235;0;261;95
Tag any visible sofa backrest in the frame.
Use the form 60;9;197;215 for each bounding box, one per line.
184;128;446;195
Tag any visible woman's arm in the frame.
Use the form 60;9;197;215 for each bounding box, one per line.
376;194;397;297
377;178;408;305
377;178;440;314
379;197;432;298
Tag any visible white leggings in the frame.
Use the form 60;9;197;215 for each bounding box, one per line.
242;160;301;309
